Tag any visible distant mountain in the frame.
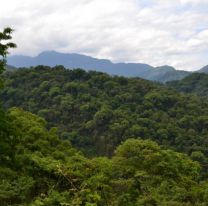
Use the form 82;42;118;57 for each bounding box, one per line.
8;51;191;82
7;51;153;77
145;66;190;82
198;65;208;73
167;72;208;96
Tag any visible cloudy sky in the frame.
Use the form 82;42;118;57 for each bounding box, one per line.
0;0;208;71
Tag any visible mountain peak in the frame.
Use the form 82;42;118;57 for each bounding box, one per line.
155;65;176;71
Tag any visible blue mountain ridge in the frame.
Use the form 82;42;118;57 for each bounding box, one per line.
7;51;207;82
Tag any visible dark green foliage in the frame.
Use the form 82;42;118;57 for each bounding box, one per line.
1;66;208;163
0;65;208;205
167;73;208;96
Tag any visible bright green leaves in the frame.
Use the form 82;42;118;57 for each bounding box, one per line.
0;108;208;205
111;139;201;205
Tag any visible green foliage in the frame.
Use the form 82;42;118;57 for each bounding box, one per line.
112;139;202;205
167;73;208;97
1;66;208;164
0;27;17;166
0;27;16;75
0;108;207;205
0;34;208;204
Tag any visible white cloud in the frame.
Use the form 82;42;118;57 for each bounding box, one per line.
0;0;208;70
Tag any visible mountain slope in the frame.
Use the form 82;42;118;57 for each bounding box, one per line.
145;65;190;82
167;72;208;96
8;51;153;77
1;66;208;160
199;65;208;73
8;51;191;82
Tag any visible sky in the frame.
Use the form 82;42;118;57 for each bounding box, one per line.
0;0;208;71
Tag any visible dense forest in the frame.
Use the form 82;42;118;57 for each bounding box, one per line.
1;66;208;161
167;73;208;96
2;107;208;205
1;28;208;205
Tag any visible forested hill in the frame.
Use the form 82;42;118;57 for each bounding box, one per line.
1;66;208;160
2;66;208;205
167;73;208;96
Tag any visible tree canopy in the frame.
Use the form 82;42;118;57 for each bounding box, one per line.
167;73;208;97
0;108;207;205
1;66;208;165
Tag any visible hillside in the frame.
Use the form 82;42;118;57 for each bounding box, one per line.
145;65;190;82
1;66;208;163
1;67;208;205
7;51;190;82
5;64;16;71
199;65;208;73
167;73;208;96
2;66;208;205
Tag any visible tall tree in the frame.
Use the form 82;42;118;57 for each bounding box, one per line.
0;28;16;165
0;27;16;75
